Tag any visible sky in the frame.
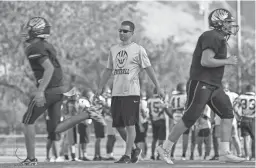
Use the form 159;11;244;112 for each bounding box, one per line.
137;0;255;51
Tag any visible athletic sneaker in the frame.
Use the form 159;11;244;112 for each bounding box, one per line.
55;156;66;162
210;155;219;160
219;152;246;163
131;148;142;163
20;158;38;166
114;155;131;163
156;146;173;164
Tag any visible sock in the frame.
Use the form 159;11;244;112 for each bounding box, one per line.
71;145;76;153
163;140;174;152
219;142;230;155
107;153;113;157
84;152;87;157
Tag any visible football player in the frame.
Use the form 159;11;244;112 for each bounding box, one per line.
234;84;255;161
83;89;107;161
76;94;92;161
157;8;245;164
20;17;67;165
148;88;170;160
169;83;196;160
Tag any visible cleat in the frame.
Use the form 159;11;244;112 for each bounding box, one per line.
219;152;246;163
131;148;142;163
156;146;173;164
115;155;131;163
19;158;38;166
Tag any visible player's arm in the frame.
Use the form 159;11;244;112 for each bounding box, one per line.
145;66;161;89
98;50;113;92
98;68;112;91
200;33;237;68
37;58;54;92
201;49;233;68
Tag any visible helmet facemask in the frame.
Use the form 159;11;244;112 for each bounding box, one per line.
222;20;239;36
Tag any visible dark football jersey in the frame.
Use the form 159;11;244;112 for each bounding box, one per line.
189;29;227;86
25;40;63;89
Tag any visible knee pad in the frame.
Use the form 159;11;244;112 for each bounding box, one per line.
48;132;61;141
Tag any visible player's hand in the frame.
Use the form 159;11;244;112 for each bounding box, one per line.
156;87;165;100
34;91;46;107
226;55;238;65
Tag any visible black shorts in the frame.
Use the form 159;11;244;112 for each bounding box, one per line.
198;128;211;137
111;96;140;127
241;117;255;138
93;120;105;138
152;119;166;140
78;123;90;143
182;80;234;128
72;124;90;144
135;122;148;143
23;93;63;140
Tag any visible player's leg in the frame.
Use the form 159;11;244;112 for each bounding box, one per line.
47;98;63;161
142;122;149;159
79;123;90;161
208;89;245;162
45;139;53;162
249;118;255;160
134;123;146;160
190;126;196;160
204;128;211;160
158;80;212;164
93;120;105;160
157;119;166;160
197;130;203;158
21;99;48;165
151;121;158;160
106;134;116;160
181;129;190;160
210;124;220;160
55;103;105;134
231;118;242;156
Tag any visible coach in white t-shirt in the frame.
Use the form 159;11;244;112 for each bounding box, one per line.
97;21;164;164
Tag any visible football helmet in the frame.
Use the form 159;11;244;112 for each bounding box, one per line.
208;8;239;35
176;83;186;93
21;17;50;42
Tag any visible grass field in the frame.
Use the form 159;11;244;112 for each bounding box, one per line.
0;134;254;168
0;159;254;168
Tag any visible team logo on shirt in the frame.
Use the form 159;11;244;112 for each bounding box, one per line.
114;50;129;75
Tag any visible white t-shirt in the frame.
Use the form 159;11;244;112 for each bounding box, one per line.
107;42;151;96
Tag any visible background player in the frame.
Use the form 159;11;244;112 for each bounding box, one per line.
169;83;192;160
148;88;169;160
234;84;255;161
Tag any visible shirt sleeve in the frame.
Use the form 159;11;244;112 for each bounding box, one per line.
27;45;49;64
106;50;113;69
139;46;151;68
200;33;222;54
